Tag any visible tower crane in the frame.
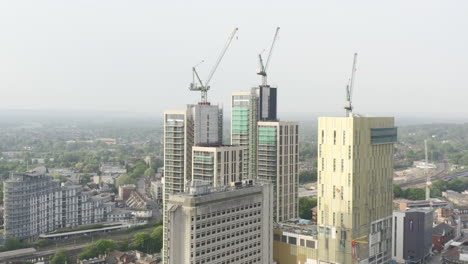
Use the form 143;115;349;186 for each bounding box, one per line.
344;53;358;117
189;28;239;104
257;27;280;86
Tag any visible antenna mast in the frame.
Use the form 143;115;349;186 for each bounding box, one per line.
345;53;358;117
189;28;239;104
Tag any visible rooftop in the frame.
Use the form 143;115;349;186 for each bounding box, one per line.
433;222;455;236
275;219;317;237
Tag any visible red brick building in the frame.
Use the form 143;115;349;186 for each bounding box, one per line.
432;223;455;252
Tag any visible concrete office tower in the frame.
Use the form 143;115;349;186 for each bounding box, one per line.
317;116;397;264
257;121;299;223
166;180;273;264
192;145;245;187
392;209;433;263
187;103;223;146
231;89;259;178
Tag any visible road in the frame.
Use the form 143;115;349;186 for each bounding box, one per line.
299;187;317;198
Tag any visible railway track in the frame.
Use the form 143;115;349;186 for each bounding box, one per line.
398;160;463;188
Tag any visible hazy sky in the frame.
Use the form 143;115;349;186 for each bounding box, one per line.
1;1;467;116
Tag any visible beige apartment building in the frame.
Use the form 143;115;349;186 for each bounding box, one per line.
257;121;299;223
317;116;397;264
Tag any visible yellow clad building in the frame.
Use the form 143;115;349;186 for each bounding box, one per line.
273;221;319;264
317;116;397;264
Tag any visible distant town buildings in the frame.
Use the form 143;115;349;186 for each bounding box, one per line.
165;180;273;264
94;162;127;185
443;190;468;205
80;250;161;264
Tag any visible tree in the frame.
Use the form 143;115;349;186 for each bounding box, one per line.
3;238;27;251
53;174;67;183
144;168;156;177
151;225;163;253
299;170;317;183
79;239;117;260
131;232;154;253
80;174;91;185
117;174;134;186
393;184;403;198
51;249;70;264
404;188;426;201
299;197;317;220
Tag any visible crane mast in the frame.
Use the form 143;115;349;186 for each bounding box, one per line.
257;27;280;86
345;53;358;116
189;28;239;104
425;139;431;201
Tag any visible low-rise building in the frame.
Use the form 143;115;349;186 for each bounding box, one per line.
107;209;133;222
433;223;456;252
392;209;433;263
394;198;448;211
93;174;117;185
442;242;468;264
119;184;137;201
457;206;468;227
100;162;127;175
273;220;318;264
126;191;147;210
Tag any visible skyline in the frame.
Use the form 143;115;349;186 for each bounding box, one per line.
1;1;467;115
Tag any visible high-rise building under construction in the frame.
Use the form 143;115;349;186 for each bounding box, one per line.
231;89;258;178
317;116;397;264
